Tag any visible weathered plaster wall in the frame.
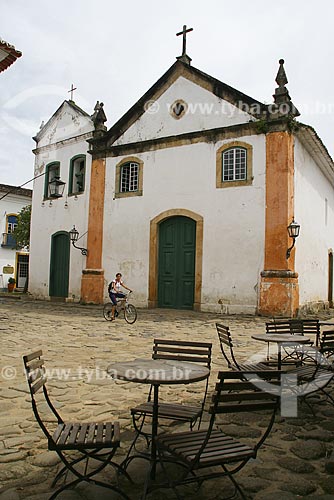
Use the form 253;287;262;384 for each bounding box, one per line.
0;193;31;288
29;120;92;300
294;136;334;308
103;134;266;313
114;76;255;146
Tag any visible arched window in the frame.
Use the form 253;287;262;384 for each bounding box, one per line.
115;157;143;198
120;162;139;192
216;141;253;188
222;147;247;181
44;162;60;198
69;155;85;195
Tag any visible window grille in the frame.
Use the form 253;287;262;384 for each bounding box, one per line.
222;148;247;182
120;162;139;192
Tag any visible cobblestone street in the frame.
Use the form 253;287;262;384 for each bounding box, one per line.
1;298;334;499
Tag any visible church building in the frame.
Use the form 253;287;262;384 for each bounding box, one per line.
29;32;334;316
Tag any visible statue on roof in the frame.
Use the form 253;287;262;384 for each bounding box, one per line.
91;101;107;131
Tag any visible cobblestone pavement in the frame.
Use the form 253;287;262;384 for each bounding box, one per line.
1;298;334;499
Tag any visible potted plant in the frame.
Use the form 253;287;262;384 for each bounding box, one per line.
7;277;16;293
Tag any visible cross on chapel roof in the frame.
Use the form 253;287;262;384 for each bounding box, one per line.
68;83;77;102
176;24;193;65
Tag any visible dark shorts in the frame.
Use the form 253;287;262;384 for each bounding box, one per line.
109;292;125;305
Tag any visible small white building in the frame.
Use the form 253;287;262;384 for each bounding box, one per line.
29;55;334;317
0;184;32;290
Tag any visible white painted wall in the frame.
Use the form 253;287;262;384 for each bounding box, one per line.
37;102;93;148
0;192;31;289
103;134;266;313
114;77;255;146
29;104;93;300
294;137;334;308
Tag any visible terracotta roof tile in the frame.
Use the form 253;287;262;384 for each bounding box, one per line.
0;38;22;73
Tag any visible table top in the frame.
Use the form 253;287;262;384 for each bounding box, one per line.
107;358;210;385
252;333;312;343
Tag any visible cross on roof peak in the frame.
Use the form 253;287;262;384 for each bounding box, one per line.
176;25;193;65
68;83;77;101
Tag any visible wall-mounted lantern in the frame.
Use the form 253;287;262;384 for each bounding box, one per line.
286;218;300;259
69;226;88;256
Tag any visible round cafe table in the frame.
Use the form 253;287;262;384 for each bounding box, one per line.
252;334;312;369
106;358;210;482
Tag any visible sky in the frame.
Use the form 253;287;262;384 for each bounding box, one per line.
1;0;334;188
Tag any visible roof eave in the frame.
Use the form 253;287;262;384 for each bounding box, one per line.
295;123;334;185
91;60;266;147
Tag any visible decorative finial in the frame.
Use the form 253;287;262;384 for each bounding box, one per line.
272;58;300;117
176;25;193;65
275;59;288;88
91;101;107;132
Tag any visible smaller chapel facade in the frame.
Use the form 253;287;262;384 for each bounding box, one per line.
29;55;334;316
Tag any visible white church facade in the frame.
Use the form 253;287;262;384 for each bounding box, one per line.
29;54;334;316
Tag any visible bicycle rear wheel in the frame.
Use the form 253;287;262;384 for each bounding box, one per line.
124;304;137;324
103;303;113;321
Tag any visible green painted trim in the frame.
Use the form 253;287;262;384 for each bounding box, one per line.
68;155;86;195
44;162;60;199
49;231;70;297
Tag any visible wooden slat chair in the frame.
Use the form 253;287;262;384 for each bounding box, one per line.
23;351;130;500
216;322;271;371
287;364;334;412
319;326;334;359
155;370;280;500
265;319;315;365
127;340;212;459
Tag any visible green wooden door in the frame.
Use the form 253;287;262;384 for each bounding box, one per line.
49;231;70;298
158;216;196;309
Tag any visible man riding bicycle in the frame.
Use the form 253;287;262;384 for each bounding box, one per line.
108;273;133;321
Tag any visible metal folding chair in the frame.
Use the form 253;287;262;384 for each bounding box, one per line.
23;350;131;499
155;370;280;500
216;322;271;371
125;340;212;465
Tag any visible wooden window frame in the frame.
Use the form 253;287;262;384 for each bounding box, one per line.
216;141;253;188
115;157;143;199
68;155;86;196
44;162;60;199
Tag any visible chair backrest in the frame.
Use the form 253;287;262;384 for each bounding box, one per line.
23;350;47;396
187;370;280;468
266;320;292;335
320;330;334;355
210;370;280;415
266;319;320;346
152;339;212;368
23;350;62;438
216;323;239;369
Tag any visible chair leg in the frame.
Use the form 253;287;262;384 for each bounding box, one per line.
144;447;182;500
221;464;247;500
50;448;131;499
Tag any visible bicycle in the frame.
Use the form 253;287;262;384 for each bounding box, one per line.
103;292;137;324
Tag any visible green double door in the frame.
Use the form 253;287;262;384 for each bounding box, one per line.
158;216;196;309
49;231;70;299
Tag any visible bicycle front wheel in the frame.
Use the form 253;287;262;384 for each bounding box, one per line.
103;303;113;321
124;304;137;324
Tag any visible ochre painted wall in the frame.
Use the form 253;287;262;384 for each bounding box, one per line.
258;130;299;316
81;157;106;303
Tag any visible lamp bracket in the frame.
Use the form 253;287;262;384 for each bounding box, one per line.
71;241;88;256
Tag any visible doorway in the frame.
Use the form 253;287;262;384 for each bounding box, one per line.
158;216;196;309
49;231;70;299
329;250;333;308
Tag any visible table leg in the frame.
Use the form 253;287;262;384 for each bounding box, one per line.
150;384;159;480
277;344;282;370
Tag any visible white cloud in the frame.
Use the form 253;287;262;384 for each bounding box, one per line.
1;0;334;185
